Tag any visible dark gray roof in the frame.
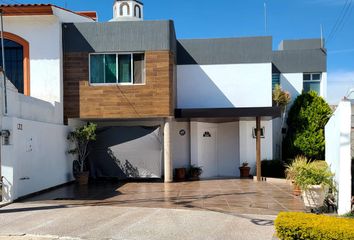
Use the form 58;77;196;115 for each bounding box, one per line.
177;37;273;65
63;20;176;53
272;49;327;73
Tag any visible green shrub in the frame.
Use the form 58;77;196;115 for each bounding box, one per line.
283;91;332;160
275;212;354;240
261;159;285;178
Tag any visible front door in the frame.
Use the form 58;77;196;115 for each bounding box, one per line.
199;128;217;178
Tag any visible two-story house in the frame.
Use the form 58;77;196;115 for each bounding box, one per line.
62;0;327;182
0;0;327;202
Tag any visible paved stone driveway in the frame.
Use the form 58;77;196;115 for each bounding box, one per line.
22;179;304;215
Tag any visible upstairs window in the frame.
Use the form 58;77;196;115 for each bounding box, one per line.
90;53;145;85
272;73;280;90
0;39;24;93
303;73;321;94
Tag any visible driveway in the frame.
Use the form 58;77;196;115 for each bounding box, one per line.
0;179;304;240
19;179;304;215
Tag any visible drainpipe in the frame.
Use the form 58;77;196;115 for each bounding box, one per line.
0;9;6;201
0;10;7;116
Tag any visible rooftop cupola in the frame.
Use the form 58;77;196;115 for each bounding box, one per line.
111;0;144;21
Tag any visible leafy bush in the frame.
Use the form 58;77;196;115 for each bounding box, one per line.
286;156;333;190
283;91;332;160
275;212;354;240
261;160;285;178
68;123;97;173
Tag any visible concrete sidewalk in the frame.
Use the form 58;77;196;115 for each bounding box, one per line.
0;203;276;240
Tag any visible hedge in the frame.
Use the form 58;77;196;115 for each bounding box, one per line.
275;212;354;240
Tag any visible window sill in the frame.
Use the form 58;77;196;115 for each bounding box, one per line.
89;83;146;86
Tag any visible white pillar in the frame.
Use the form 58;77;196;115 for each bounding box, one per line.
164;117;173;183
325;100;352;215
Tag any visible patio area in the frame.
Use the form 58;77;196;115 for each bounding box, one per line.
20;179;304;215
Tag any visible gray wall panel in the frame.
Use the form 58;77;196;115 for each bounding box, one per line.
279;39;322;50
177;37;273;65
63;20;176;53
272;49;327;73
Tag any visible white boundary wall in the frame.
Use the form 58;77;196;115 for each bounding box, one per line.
325;100;352;215
1;82;73;202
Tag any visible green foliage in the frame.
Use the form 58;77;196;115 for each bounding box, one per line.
285;156;308;181
273;84;291;109
275;212;354;240
286;156;334;190
189;165;203;178
283;91;332;160
261;159;286;178
67;123;97;173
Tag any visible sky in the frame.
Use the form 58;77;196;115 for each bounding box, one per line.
3;0;354;104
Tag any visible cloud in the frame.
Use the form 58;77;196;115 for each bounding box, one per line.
327;71;354;104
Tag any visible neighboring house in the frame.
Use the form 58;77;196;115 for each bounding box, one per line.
0;4;96;202
0;1;327;201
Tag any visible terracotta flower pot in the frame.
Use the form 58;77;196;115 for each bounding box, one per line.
293;184;301;196
239;167;251;178
175;168;187;181
76;171;89;185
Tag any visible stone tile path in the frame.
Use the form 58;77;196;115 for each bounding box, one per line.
22;179;304;215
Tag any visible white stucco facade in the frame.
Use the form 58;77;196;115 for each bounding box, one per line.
177;63;273;109
3;7;93;123
190;121;240;178
0;7;93;202
281;72;327;105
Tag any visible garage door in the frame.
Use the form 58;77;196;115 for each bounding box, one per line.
89;126;162;179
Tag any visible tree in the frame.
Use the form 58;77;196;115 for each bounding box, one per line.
273;84;291;160
67;123;97;173
283;91;332;161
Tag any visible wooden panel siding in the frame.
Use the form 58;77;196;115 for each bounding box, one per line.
63;51;175;121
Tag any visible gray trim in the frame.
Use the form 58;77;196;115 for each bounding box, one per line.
175;107;281;119
177;37;273;65
63;20;176;53
272;49;327;73
278;39;322;50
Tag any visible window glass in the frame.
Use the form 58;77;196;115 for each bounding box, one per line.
118;54;131;83
133;53;144;84
303;82;320;94
0;39;24;93
90;53;144;85
90;54;105;84
105;54;117;83
272;73;280;90
312;73;321;81
303;74;311;81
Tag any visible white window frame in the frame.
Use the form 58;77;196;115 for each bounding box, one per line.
303;73;322;83
88;52;145;86
303;72;321;93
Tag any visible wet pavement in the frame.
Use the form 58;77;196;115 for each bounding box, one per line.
20;179;305;215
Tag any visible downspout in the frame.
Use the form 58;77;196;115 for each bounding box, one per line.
0;9;7;201
0;10;7;115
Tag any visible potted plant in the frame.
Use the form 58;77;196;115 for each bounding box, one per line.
290;157;334;209
67;123;97;185
175;167;187;181
189;165;202;180
239;162;251;178
285;156;307;196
